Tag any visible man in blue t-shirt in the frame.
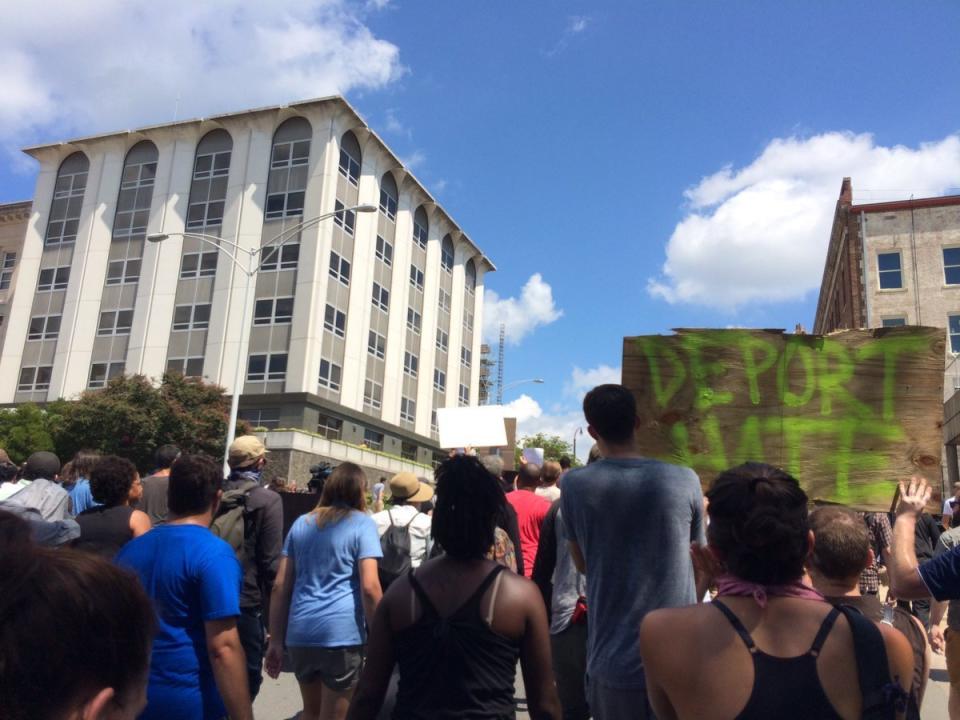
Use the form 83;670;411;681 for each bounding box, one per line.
561;384;705;720
117;454;253;720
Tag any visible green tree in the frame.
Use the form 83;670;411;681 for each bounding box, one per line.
0;403;58;464
54;373;237;472
514;432;581;467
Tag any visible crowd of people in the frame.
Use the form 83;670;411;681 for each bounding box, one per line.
8;383;960;719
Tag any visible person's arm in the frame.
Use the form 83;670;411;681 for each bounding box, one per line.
347;592;397;720
877;622;914;720
889;477;933;600
639;610;680;720
129;509;151;537
359;557;382;628
930;599;947;652
500;503;524;577
568;540;586;574
265;555;294;679
205;618;253;720
256;493;284;613
531;503;559;614
518;583;562;720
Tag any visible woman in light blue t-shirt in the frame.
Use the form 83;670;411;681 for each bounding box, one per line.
267;462;383;720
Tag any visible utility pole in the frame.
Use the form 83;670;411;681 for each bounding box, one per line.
496;322;505;405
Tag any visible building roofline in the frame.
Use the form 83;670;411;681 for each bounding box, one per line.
850;194;960;214
21;95;496;271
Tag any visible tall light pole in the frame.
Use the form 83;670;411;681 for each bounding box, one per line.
573;426;584;464
148;203;377;472
499;378;544;400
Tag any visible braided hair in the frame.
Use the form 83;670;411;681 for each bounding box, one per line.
432;455;506;560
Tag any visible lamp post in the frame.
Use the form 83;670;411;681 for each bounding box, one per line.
148;203;377;472
573;426;584;464
499;377;544;402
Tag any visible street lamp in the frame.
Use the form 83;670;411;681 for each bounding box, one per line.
498;377;544;404
573;426;584;463
148;202;377;472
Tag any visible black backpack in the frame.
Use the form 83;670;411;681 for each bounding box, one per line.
379;509;420;589
210;479;257;564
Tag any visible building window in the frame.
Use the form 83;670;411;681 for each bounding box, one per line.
317;414;343;440
265;134;309;220
400;396;416;423
45;154;89;246
180;251;218;278
413;215;428;249
97;309;133;336
364;379;383;410
17;365;52;392
438;288;451;313
371;282;389;312
238;408;280;430
409;265;424;291
379;187;397;222
403;351;419;378
459;383;469;406
363;428;384;451
329;250;351;285
265;191;305;220
434;368;446;392
113;144;158;241
0;252;15;290
406;308;421;334
172;304;212;331
37;266;70;292
254;297;294;326
186;144;230;230
436;328;448;352
324;304;346;337
88;362;124;389
951;315;960;354
441;238;454;273
464;311;474;332
247;353;287;382
877;252;902;290
465;259;477;295
368;330;386;359
333;200;356;236
318;359;342;391
261;243;299;272
945;248;960;285
881;317;907;328
166;356;204;377
401;441;417;461
431;410;438;433
375;235;393;266
106;257;141;286
339;143;361;186
461;347;472;368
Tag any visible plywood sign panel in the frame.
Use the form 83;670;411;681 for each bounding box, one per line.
622;327;944;510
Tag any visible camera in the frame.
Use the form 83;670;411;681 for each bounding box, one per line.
307;462;334;494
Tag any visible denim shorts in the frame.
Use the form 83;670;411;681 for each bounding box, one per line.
288;645;365;690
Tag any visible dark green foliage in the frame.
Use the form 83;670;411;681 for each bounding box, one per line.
514;432;582;467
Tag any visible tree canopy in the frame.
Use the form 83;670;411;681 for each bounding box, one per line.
514;432;581;468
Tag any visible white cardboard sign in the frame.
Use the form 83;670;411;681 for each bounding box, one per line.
437;406;508;450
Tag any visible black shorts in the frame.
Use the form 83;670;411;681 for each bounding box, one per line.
287;645;365;690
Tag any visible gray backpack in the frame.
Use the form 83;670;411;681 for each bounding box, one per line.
211;479;257;561
379;510;420;589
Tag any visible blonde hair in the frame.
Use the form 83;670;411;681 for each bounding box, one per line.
312;462;367;528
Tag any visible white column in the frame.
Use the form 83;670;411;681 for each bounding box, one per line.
416;209;444;432
381;180;412;424
470;262;487;405
446;238;470;405
0;149;58;401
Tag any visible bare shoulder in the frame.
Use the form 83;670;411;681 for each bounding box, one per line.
878;620;913;658
640;604;708;644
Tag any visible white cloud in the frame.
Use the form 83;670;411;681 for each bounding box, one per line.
565;364;621;397
568;16;590;33
0;0;404;150
384;108;411;138
483;273;563;346
432;178;448;193
503;393;591;463
399;150;426;169
648;132;960;309
544;14;592;57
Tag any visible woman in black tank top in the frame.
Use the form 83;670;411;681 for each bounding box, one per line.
73;455;151;558
638;462;913;720
348;455;561;720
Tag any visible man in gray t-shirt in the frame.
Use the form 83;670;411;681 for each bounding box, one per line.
561;384;704;720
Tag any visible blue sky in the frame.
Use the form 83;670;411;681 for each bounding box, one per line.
2;1;960;457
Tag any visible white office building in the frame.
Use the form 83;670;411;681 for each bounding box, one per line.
1;96;494;466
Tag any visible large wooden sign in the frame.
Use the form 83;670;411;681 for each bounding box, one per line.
622;327;945;510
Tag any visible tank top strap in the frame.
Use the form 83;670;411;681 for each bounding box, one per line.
407;569;439;618
807;607;841;657
712;600;758;653
464;564;506;613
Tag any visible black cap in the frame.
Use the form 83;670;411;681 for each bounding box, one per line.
24;451;61;480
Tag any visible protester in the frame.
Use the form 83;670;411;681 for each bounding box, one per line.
640;462;913;719
930;518;960;720
0;449;20;501
266;462;383;720
0;451;69;521
536;460;563;502
73;454;151;558
139;443;180;525
0;520;155;720
223;435;282;701
480;454;525;576
117;454;252;720
561;385;705;719
506;461;550;578
559;455;572;480
861;510;893;596
0;458;75;545
373;476;386;513
897;506;942;628
944;482;960;530
808;505;929;716
373;472;433;586
64;449;102;515
347;454;562;720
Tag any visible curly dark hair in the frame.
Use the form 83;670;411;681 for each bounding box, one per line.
706;462;810;585
89;456;138;507
432;455;506;560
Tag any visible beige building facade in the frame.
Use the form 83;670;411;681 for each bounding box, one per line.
0;201;29;352
2;97;494;467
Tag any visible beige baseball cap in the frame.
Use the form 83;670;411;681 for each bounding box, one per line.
388;472;434;503
228;436;268;469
